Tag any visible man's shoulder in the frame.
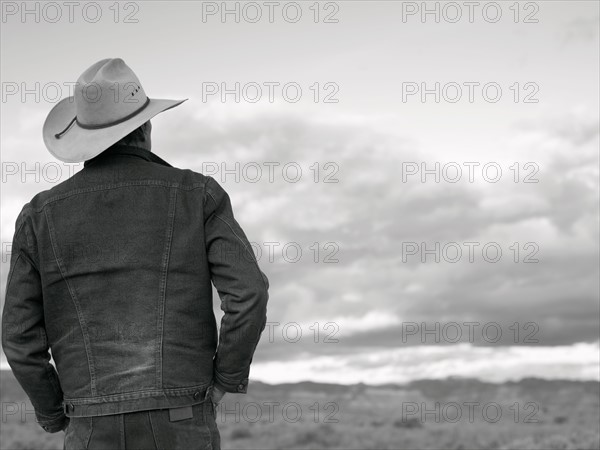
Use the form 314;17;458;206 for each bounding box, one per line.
25;182;66;213
24;169;91;211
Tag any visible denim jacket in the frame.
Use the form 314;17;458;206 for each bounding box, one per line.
1;144;269;432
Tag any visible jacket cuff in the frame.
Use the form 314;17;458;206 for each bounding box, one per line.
213;370;249;394
36;410;70;433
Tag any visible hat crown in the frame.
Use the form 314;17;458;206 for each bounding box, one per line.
74;58;148;126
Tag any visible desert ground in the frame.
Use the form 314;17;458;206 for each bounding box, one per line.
1;370;598;449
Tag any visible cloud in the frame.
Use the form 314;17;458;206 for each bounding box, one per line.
249;342;600;385
1;103;598;384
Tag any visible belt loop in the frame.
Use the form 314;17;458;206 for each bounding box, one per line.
205;384;213;401
119;414;126;449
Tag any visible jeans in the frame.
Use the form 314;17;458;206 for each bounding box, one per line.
63;400;220;450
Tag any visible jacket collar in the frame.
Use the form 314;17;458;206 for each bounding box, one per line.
83;144;173;168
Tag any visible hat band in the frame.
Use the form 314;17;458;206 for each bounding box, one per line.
54;97;150;139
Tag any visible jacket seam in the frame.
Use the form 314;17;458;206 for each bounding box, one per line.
155;187;178;389
32;181;206;212
210;210;269;292
6;248;49;354
7;216;27;269
213;370;247;383
20;215;40;271
4;252;23;299
63;384;210;404
5;249;61;392
44;208;97;396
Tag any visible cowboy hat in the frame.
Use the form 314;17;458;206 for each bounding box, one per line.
43;58;187;163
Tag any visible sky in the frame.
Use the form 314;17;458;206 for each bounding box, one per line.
1;1;599;385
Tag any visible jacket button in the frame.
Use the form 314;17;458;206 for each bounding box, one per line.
193;391;200;399
238;384;245;391
42;425;49;431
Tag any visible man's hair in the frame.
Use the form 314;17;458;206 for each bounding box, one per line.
115;120;151;149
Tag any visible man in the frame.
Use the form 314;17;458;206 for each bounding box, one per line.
1;58;269;449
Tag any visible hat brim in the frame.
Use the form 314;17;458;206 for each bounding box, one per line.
43;97;187;163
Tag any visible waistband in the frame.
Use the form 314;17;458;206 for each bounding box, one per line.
63;384;213;417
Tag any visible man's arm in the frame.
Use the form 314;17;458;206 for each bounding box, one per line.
204;177;269;395
1;206;68;433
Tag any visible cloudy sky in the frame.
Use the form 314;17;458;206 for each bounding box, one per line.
1;1;599;384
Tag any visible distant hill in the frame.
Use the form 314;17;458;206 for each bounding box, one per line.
3;369;599;402
2;370;599;450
